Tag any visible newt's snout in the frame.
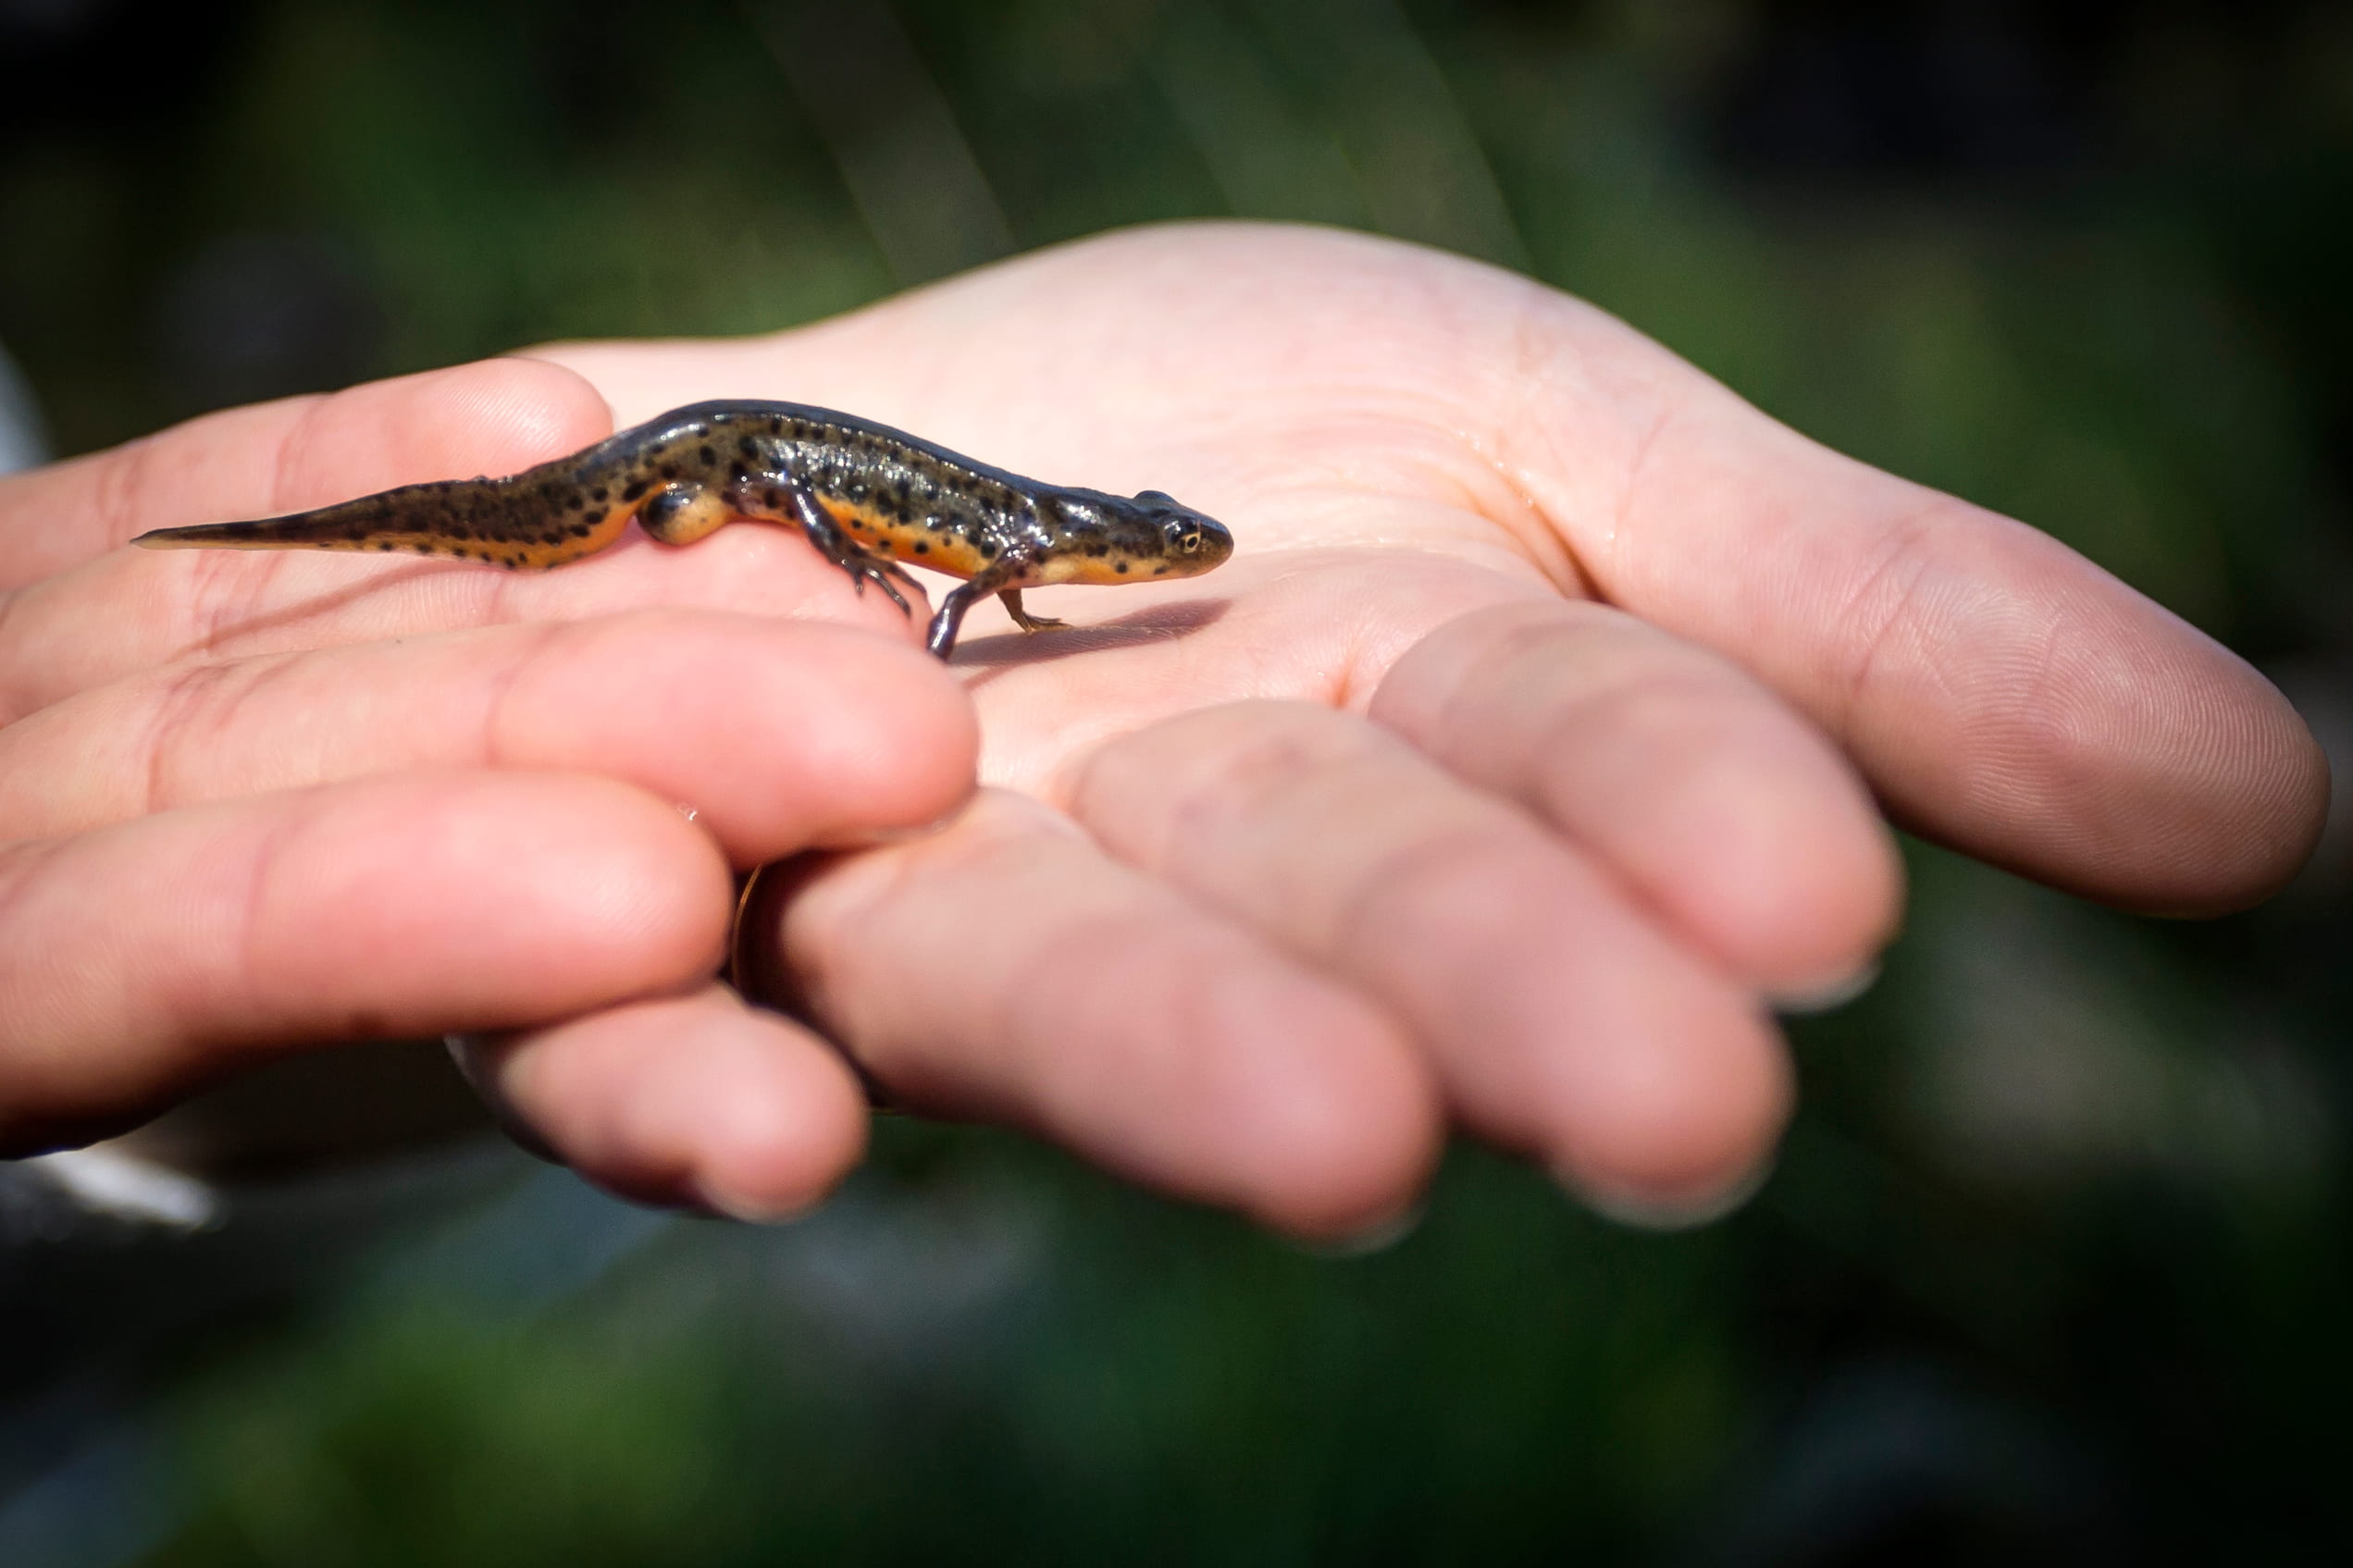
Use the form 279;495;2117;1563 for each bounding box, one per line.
1133;489;1232;575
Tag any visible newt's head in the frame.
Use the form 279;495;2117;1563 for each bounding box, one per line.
1039;486;1234;585
1129;489;1234;576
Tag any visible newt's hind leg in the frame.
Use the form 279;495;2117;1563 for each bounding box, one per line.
731;479;917;618
636;482;735;546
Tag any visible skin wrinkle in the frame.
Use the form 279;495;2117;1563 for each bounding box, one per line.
0;840;73;1068
266;391;337;520
180;538;293;666
480;549;530;624
90;426;159;552
1330;555;1552;717
1827;496;1964;738
1492;295;1640;599
1329;603;1381;716
1426;426;1586;599
1494;285;1691;599
1256;361;1573;589
475;619;576;780
0;438;167;721
0;589;26;726
127;634;427;823
1141;709;1355;877
136;658;250;820
1602;395;1681;599
207;790;308;1056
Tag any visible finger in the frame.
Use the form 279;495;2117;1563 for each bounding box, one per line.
2;465;925;727
455;984;869;1220
1368;599;1901;998
755;789;1443;1239
0;772;730;1154
0;610;977;863
0;356;612;589
1067;700;1791;1213
1498;327;2328;914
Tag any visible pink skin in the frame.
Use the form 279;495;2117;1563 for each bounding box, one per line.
0;225;2324;1235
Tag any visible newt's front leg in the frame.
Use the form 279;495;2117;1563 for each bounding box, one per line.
998;587;1066;635
926;562;1036;659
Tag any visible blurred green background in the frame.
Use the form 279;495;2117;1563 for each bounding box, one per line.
2;0;2349;1562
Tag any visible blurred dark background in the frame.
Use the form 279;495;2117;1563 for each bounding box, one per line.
2;0;2348;1562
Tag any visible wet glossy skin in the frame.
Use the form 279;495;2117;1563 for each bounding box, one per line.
133;400;1234;658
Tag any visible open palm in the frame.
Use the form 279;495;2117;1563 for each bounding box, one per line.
0;224;2321;1235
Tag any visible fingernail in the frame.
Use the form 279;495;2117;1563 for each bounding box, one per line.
1294;1201;1426;1258
1767;961;1880;1016
694;1180;821;1227
807;785;986;851
1558;1159;1774;1232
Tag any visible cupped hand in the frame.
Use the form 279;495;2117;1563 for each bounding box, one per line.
0;361;978;1217
539;224;2323;1234
3;223;2322;1238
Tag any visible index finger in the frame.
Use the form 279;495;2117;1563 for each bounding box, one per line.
0;357;610;589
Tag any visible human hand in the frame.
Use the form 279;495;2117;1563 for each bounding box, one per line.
0;362;978;1217
10;223;2319;1241
537;224;2325;1234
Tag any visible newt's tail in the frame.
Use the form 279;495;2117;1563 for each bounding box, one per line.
132;475;635;570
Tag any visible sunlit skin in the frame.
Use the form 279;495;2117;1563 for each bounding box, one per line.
0;225;2324;1236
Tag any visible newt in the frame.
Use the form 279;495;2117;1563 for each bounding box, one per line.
133;400;1234;659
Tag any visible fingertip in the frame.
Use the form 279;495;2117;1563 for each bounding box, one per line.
1546;685;1905;993
240;772;736;1009
1201;971;1444;1240
687;1017;872;1222
1370;600;1904;994
756;623;983;841
451;356;618;464
1568;1159;1774;1231
269;357;614;514
2243;705;2334;907
1767;492;2331;919
472;772;737;983
2113;663;2331;915
364;357;613;481
1542;1000;1793;1219
483;989;870;1219
500;613;979;863
1675;757;1906;991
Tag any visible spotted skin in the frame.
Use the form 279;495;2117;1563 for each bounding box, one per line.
132;400;1235;659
